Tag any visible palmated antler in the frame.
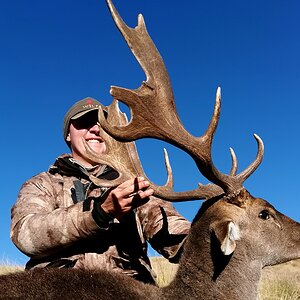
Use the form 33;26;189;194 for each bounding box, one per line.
97;0;264;200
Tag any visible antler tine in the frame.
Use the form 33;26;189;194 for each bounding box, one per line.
235;134;264;182
229;148;238;176
105;0;156;86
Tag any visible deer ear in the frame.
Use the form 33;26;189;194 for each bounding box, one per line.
211;220;240;255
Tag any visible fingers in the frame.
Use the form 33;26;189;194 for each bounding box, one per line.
118;177;153;199
101;177;153;221
129;188;153;199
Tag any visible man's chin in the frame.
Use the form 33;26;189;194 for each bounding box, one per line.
88;144;106;154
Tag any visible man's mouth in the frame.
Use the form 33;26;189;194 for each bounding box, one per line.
87;139;102;144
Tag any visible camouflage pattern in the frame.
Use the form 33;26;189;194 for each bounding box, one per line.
11;154;190;283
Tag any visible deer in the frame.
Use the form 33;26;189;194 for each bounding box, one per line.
1;0;299;299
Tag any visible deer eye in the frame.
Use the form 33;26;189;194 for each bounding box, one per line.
259;210;270;220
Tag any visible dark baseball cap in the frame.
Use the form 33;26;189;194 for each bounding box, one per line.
63;97;106;141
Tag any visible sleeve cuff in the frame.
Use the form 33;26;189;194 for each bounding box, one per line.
92;198;114;229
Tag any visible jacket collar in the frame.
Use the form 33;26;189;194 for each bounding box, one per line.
49;154;109;179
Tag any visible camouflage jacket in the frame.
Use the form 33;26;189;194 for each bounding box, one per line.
11;154;190;284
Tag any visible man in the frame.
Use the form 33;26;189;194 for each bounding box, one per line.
10;97;190;284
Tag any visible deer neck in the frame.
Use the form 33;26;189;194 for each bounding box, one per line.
163;222;262;300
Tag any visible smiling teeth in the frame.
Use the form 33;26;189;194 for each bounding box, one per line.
88;139;100;143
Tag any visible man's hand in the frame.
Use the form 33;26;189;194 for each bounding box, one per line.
100;177;154;220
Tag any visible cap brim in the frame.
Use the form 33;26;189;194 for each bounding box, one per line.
71;108;99;120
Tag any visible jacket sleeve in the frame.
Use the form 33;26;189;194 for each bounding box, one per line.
137;196;191;263
10;173;101;259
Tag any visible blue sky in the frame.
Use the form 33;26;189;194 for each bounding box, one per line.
1;0;299;265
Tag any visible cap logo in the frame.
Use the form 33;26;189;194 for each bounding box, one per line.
86;99;94;105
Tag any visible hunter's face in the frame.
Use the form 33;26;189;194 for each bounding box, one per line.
66;110;106;167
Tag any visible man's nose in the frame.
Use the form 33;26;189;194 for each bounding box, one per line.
89;123;100;133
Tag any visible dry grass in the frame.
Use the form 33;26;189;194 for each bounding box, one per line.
150;257;300;299
150;256;179;287
258;259;300;300
0;265;23;275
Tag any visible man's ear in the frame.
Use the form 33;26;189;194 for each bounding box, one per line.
66;132;71;142
210;220;240;255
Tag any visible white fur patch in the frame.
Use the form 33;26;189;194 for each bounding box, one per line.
228;221;240;240
221;222;240;255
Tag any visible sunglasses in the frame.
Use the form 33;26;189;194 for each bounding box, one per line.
71;110;99;130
